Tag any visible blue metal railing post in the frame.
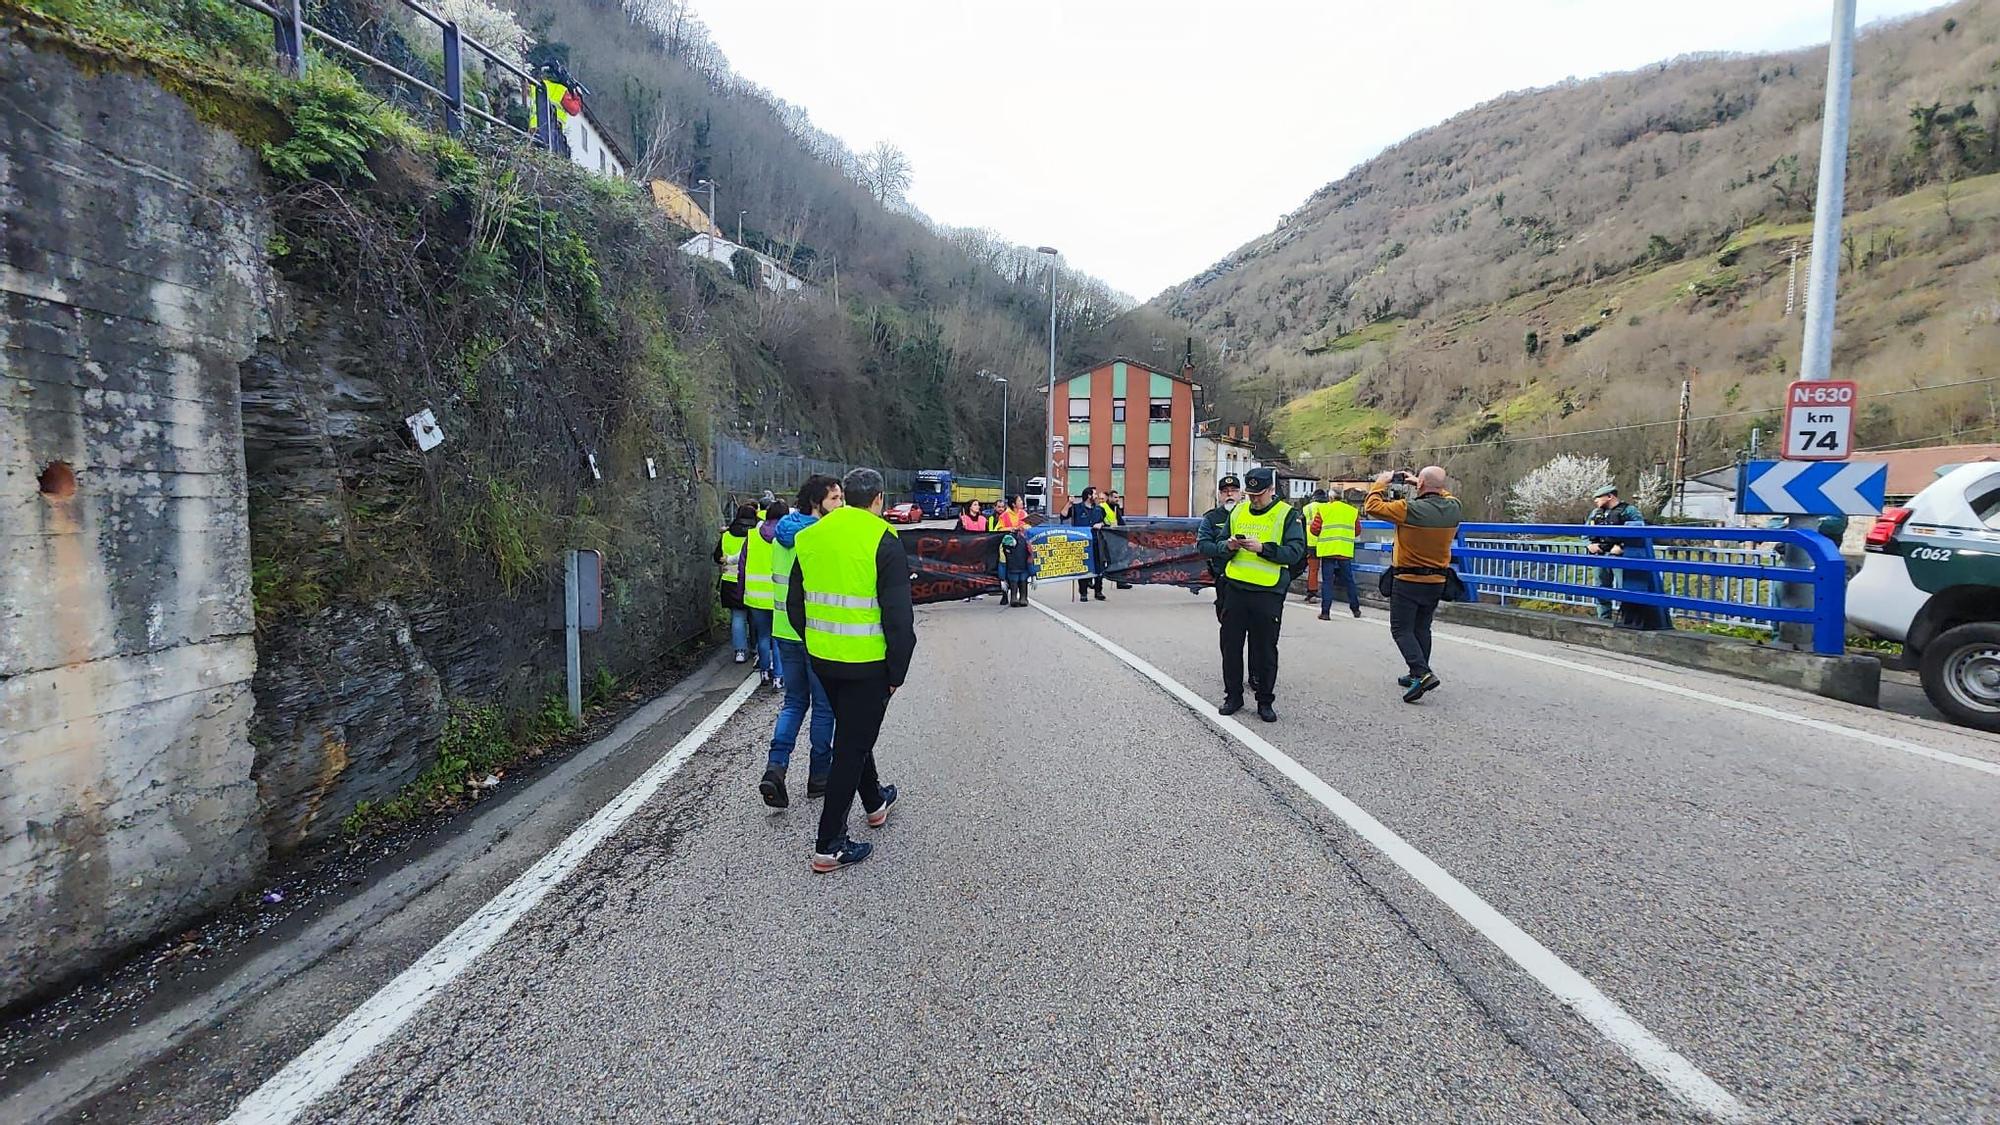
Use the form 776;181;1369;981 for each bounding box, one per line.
534;82;555;152
273;0;305;78
441;21;464;136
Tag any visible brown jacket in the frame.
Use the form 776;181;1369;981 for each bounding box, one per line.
1364;483;1462;583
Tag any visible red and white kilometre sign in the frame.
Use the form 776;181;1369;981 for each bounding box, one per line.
1782;379;1857;461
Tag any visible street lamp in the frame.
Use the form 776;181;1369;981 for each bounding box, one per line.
979;370;1009;498
1037;245;1059;510
696;178;717;259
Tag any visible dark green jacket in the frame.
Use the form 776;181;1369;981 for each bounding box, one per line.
1197;499;1309;591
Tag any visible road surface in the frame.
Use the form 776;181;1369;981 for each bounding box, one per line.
28;587;2000;1123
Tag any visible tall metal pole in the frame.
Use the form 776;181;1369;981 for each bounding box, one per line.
1000;383;1009;499
1783;0;1857;646
1801;0;1855;387
1038;247;1060;510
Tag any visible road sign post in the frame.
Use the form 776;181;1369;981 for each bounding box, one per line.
1781;379;1857;460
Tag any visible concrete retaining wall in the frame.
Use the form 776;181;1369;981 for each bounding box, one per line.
0;43;273;1007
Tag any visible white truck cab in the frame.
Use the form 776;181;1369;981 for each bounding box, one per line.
1848;461;2000;730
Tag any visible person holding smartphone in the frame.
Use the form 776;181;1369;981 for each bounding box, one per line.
1197;466;1307;722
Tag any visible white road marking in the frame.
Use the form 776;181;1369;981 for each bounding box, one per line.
220;673;762;1125
1346;612;2000;778
1033;601;1755;1124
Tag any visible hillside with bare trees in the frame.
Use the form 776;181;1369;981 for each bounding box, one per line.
1159;0;2000;515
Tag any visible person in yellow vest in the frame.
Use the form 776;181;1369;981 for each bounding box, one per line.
1313;489;1363;620
744;498;788;689
1195;466;1306;722
715;502;757;663
759;475;842;809
786;468;914;872
1300;489;1325;604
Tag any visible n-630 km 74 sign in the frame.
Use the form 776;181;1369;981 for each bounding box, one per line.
1783;379;1857;460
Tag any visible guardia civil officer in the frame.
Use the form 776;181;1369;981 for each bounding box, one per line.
1197;466;1306;722
786;467;913;873
1194;474;1243;620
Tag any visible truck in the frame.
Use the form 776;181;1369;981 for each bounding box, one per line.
912;469;1002;518
1025;476;1048;513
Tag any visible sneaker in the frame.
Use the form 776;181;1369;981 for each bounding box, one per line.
1403;673;1441;703
1396;674;1416;688
1351;607;1363;619
1317;612;1331;621
1218;698;1244;716
810;836;872;873
758;767;788;809
734;651;747;664
806;774;828;799
1094;594;1107;601
1257;703;1277;722
866;784;899;828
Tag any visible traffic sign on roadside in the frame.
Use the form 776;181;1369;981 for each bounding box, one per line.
1736;459;1885;515
1782;379;1857;460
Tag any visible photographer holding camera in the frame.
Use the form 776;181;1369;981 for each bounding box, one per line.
1364;466;1462;703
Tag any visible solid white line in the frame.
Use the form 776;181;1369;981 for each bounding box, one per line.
220;673;762;1125
1031;601;1755;1124
1347;614;2000;778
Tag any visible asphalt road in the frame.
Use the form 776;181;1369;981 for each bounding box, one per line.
38;586;2000;1123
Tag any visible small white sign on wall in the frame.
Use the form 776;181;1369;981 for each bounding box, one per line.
405;408;444;452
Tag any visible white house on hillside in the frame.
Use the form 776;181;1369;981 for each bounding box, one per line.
563;102;627;178
678;234;806;292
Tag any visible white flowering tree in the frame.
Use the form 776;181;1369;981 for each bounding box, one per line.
1508;453;1613;523
1634;466;1673;517
433;0;531;74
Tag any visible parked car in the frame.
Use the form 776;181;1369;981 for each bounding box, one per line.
1848;460;2000;730
885;502;924;524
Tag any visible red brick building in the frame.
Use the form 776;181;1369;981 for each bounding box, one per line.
1046;358;1198;517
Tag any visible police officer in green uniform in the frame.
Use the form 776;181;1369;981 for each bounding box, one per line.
786;467;914;873
1586;484;1643;619
1198;466;1307;722
1195;473;1244;621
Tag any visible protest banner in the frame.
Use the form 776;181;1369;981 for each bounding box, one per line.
904;529;1003;604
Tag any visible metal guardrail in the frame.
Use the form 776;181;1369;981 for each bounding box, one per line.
233;0;558;150
712;439;916;510
1353;520;1848;655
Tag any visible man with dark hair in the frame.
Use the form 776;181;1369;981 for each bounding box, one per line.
1199;466;1306;722
787;468;915;872
1586;484;1643;619
760;474;842;808
1066;486;1108;601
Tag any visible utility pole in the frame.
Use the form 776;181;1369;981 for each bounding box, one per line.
697;178;718;260
1671;379;1692;518
1782;0;1857;646
1785;242;1799;318
1037;246;1061;510
738;210;746;247
980;370;1009;496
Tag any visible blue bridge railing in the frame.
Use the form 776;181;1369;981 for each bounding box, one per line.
1352;521;1848;655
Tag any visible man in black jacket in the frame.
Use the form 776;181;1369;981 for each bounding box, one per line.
1197;467;1307;722
1194;474;1243;621
786;467;917;873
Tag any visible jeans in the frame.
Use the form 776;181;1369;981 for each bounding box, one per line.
1219;585;1284;704
748;607;776;673
1319;556;1360;614
729;607;749;655
770;639;832;777
1389;580;1445;677
1595;564;1616;618
813;662;891;852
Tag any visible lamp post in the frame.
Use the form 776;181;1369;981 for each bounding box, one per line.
738;209;747;247
696;178;717;259
1036;246;1059;509
979;370;1009;497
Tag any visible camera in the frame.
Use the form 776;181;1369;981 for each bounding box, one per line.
1390;470;1412;484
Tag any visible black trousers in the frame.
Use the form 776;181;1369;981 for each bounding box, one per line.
1219;584;1284;704
812;661;889;852
1389;580;1445;676
1077;574;1103;599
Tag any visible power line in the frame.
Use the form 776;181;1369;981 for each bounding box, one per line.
1284;377;2000;464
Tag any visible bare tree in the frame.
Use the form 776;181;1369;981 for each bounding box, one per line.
861;141;913;204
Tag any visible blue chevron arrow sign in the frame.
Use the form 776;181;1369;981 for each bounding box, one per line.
1736;459;1886;516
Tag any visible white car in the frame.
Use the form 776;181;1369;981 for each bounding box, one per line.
1848;461;2000;730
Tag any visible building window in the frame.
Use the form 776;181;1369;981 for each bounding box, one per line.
1112;398;1127;422
1149;397;1173;421
1148;444;1171;469
1148;497;1170;516
1111;445;1126;468
1070;445;1091;468
1068;398;1091;423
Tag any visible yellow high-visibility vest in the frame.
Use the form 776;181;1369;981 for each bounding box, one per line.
744;528;776;610
1225;501;1293;587
1315;500;1359;559
771;536;801;642
1303;501;1321;549
718;530;746;585
794;506;895;663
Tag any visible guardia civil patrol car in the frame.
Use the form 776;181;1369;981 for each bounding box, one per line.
1848;461;2000;730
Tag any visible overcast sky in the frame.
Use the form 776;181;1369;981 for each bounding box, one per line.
696;0;1949;300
